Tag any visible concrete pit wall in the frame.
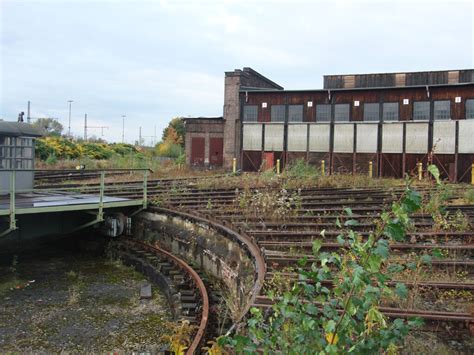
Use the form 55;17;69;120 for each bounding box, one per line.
133;211;256;320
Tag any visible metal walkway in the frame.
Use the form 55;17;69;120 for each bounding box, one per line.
0;169;149;237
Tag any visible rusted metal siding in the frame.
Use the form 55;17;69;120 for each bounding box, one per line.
243;84;474;123
324;70;472;89
238;73;473;181
406;71;448;86
242;151;262;171
459;70;474;83
354;73;396;88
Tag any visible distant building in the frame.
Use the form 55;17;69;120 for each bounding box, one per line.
185;67;474;181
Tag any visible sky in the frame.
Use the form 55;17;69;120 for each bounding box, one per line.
1;0;473;144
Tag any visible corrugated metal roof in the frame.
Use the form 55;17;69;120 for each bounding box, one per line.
0;121;43;137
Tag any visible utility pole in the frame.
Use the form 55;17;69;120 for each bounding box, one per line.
139;126;142;146
154;125;156;146
27;101;31;123
122;115;126;143
84;114;87;141
68;100;74;137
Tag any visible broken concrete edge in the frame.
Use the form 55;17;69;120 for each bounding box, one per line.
144;206;266;328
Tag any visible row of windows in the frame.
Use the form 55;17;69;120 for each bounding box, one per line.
0;136;35;170
243;99;474;122
0;158;34;169
0;137;34;147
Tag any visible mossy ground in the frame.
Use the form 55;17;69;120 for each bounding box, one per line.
0;252;171;353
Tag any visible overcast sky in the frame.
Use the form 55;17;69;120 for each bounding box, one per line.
1;0;472;144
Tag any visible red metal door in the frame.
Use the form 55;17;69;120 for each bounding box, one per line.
209;137;223;166
191;137;205;166
263;152;274;170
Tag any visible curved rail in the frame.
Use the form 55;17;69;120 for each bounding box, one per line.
124;239;209;355
149;206;267;329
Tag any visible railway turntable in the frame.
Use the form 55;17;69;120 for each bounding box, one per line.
0;121;148;253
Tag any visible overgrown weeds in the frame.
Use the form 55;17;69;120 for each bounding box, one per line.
236;188;302;222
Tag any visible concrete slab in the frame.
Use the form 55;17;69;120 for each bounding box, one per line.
140;283;152;299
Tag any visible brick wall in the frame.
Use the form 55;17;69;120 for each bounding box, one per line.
223;68;283;168
184;118;224;166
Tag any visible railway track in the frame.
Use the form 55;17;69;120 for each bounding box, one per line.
110;238;209;354
252;296;473;331
38;174;474;342
151;184;473;332
34;170;129;183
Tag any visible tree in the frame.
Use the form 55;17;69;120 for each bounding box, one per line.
32;118;64;136
162;117;184;147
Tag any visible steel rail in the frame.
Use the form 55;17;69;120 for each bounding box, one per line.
263;272;474;291
252;295;473;325
124;239;209;355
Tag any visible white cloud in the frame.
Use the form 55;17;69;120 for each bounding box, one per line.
0;0;472;143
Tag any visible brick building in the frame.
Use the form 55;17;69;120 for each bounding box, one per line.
184;117;224;167
185;67;474;181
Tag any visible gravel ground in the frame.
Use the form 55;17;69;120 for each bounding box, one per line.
0;250;171;353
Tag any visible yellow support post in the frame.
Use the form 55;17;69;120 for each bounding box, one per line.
471;164;474;185
417;162;423;181
232;158;237;174
368;161;373;178
321;160;325;176
276;159;281;175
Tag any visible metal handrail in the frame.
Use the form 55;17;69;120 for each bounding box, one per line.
0;169;149;237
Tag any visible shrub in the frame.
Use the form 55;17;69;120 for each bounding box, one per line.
156;142;184;158
284;159;319;178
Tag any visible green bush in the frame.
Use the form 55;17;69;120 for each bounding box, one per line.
284;159;319;178
45;154;58;165
175;153;185;166
156;142;184;158
80;142;113;160
108;143;138;156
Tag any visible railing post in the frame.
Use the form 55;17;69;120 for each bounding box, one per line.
321;160;325;176
276;159;281;175
9;171;16;230
369;161;373;178
232;158;237;174
143;170;148;209
98;171;105;221
471;164;474;185
417;162;423;181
